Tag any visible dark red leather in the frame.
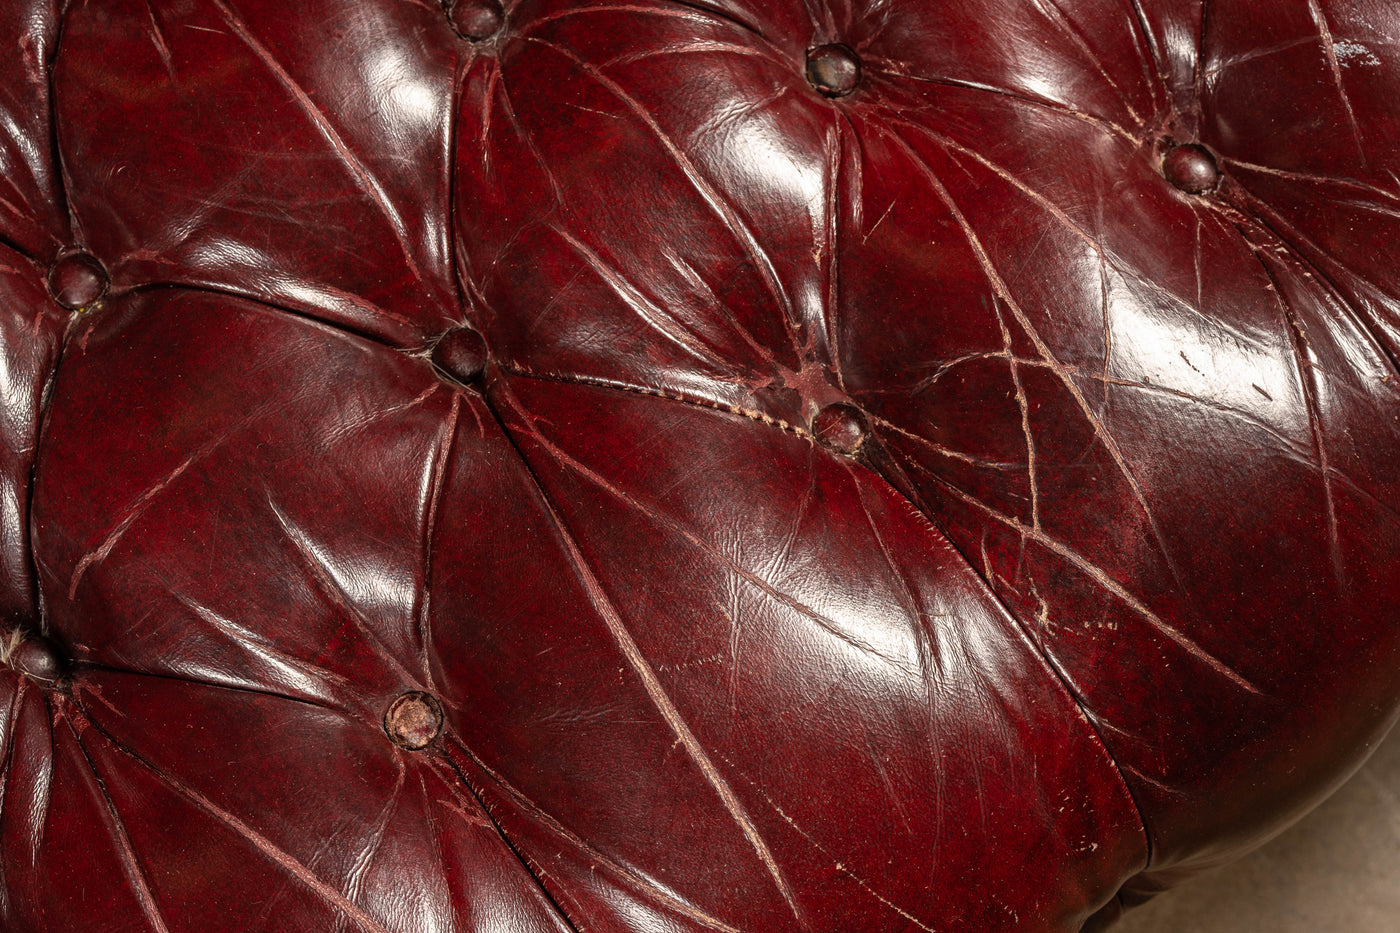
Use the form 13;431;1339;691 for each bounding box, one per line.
3;0;1399;929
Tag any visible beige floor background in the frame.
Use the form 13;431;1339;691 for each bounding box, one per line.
1116;729;1400;932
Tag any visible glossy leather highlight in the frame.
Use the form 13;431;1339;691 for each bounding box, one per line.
2;0;1398;930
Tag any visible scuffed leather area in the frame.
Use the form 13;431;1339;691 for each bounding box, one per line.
0;0;1398;930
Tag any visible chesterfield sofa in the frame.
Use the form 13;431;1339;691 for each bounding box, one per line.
3;0;1399;930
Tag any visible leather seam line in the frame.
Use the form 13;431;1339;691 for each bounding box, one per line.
58;699;394;933
436;740;585;933
26;310;85;637
444;46;472;323
62;661;351;716
594;0;785;64
64;714;175;933
1193;0;1212;127
48;0;77;245
495;362;816;441
472;377;756;932
105;279;412;352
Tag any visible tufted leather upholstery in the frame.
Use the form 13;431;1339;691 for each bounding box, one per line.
3;0;1399;929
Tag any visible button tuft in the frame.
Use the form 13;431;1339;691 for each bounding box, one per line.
450;0;504;40
806;44;861;98
9;636;64;684
384;692;444;750
431;325;489;385
812;403;869;454
47;252;109;310
1163;144;1221;195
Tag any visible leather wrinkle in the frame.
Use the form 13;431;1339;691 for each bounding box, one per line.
440;736;742;933
1216;201;1400;564
495;362;816;440
514;1;782;57
206;0;426;288
27;10;1148;918
54;12;1148;902
7;0;83;640
264;494;427;693
1302;0;1365;167
1036;0;1144;126
432;742;585;933
1125;0;1168;112
0;231;36;265
492;364;1154;900
843;430;1155;878
24;623;576;933
866;67;1140;143
447;50;475;322
55;697;399;933
1221;181;1400;380
0;678;24;915
1193;0;1210;125
102;280;419;355
862;104;1251;352
493;383;905;667
1240;238;1345;574
412;391;461;696
26;310;84;637
862;120;1253;695
853;378;1148;848
518;33;805;350
485;374;812;931
13;0;1400;926
63;714;173;933
859;111;1279;556
460;378;773;933
45;0;75;247
57;388;290;602
704;744;941;933
66;658;348;718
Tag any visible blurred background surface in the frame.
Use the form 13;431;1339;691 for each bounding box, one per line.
1118;728;1400;932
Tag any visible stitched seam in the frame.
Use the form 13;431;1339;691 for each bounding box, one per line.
496;362;815;441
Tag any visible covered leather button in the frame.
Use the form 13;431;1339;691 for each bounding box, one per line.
449;0;504;40
1163;143;1221;195
812;402;869;454
47;251;108;310
806;44;861;98
8;635;64;684
383;692;443;749
431;325;488;385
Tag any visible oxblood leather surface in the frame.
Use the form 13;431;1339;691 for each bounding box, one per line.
2;0;1399;930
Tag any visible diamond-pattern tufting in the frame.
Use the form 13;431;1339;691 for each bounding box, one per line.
2;1;1399;930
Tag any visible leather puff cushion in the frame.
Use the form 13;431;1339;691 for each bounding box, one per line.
0;0;1398;931
456;0;1400;873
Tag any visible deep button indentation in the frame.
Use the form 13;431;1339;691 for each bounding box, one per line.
384;692;443;750
450;0;504;40
1163;143;1221;195
47;251;108;310
431;325;488;385
812;402;868;454
806;44;861;98
8;636;64;684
